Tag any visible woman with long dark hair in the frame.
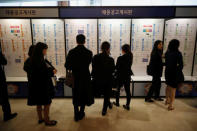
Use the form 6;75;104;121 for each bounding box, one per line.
113;44;133;110
28;42;57;126
145;40;164;102
92;41;115;116
165;39;184;111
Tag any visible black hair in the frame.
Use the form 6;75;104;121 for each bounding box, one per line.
31;42;48;64
76;34;85;44
122;44;131;54
168;39;180;52
152;40;162;52
28;45;35;57
101;41;110;53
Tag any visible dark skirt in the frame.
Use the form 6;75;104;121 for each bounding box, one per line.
165;69;184;88
27;81;54;106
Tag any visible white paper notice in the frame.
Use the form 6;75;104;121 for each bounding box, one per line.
0;19;32;77
65;19;97;54
32;19;66;77
98;19;131;61
131;19;164;76
164;19;197;76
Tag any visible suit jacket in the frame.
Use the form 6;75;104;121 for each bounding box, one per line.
149;51;163;77
92;52;115;84
116;53;133;80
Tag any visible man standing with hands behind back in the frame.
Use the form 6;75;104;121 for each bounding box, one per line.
0;43;17;122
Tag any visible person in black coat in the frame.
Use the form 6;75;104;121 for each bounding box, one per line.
165;39;184;111
92;41;115;116
65;34;94;122
24;45;56;104
145;40;164;102
0;45;17;121
25;42;57;126
113;44;133;110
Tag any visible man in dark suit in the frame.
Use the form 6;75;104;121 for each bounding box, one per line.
65;34;94;122
0;47;17;121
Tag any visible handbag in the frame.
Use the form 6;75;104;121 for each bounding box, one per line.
176;69;184;83
51;76;57;87
146;65;153;76
65;70;74;88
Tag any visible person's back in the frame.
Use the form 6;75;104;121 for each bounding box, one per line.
165;51;183;72
114;44;133;110
67;45;92;77
116;53;133;80
65;34;93;122
92;52;115;83
165;39;184;111
91;41;115;116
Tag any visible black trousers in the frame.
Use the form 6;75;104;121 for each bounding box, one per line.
102;87;111;112
0;84;11;117
116;78;131;106
98;82;111;112
74;105;85;116
146;76;161;100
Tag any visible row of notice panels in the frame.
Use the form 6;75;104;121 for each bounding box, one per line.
0;19;197;78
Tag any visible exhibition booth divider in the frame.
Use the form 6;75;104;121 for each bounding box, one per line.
0;6;197;97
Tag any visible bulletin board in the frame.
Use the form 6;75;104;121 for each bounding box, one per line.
0;19;32;77
164;19;197;76
32;19;66;77
98;19;131;61
131;19;164;76
65;19;97;55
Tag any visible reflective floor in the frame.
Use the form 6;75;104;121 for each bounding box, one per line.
0;98;197;131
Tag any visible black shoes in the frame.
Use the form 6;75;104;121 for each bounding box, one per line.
145;97;164;102
145;99;154;103
45;120;57;126
74;115;79;122
38;119;44;124
4;113;17;122
109;102;113;109
123;105;130;110
102;110;107;116
74;112;85;122
154;98;164;101
113;102;120;107
79;112;85;120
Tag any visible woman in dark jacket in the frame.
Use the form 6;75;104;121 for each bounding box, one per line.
113;44;133;110
24;45;56;103
92;41;115;116
24;42;57;126
145;40;164;102
165;39;184;111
